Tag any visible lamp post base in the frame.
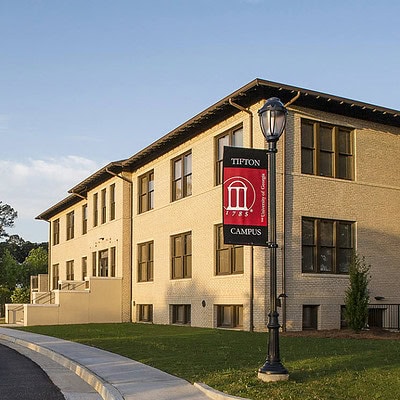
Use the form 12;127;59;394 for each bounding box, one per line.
258;371;289;382
258;362;289;382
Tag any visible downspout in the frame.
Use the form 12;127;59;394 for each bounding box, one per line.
105;168;134;322
280;91;300;331
228;98;254;332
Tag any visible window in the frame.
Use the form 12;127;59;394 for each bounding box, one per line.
82;204;88;235
171;232;192;279
110;184;116;221
217;305;243;328
172;152;192;201
110;247;116;277
99;249;109;277
139;170;154;213
52;219;60;245
301;119;353;180
93;193;98;227
66;211;74;240
66;260;74;280
92;252;97;276
171;304;191;325
303;305;318;330
216;225;244;275
101;189;107;224
52;264;59;290
82;257;87;280
138;241;154;282
138;304;153;322
302;217;354;274
215;126;243;185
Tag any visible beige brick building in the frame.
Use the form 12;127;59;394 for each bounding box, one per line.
7;79;400;331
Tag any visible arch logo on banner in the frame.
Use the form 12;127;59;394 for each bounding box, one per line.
222;146;268;246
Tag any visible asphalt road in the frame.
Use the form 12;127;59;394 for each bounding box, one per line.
0;343;64;400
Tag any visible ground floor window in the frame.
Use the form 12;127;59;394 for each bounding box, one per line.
52;264;59;290
216;305;243;329
303;305;319;330
171;304;191;325
66;260;74;280
138;304;153;322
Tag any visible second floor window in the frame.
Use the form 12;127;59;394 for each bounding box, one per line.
139;170;154;213
93;193;98;227
172;152;192;201
53;219;60;245
66;211;74;240
171;232;192;279
138;241;154;282
302;217;354;274
216;225;243;275
110;184;116;221
82;204;88;235
101;189;107;224
215;126;243;185
301;119;353;180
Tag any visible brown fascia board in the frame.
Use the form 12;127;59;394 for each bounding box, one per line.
36;194;80;221
122;78;400;171
36;160;125;221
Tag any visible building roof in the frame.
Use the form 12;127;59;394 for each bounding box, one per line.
36;78;400;221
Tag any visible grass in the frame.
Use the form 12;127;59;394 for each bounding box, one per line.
18;323;400;400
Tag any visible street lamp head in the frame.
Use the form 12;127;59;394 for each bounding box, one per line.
258;97;288;142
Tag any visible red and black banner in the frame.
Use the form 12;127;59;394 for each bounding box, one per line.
223;146;268;246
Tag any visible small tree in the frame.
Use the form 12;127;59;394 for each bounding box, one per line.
345;253;370;332
11;286;30;304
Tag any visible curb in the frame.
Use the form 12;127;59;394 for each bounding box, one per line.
194;383;249;400
0;332;123;400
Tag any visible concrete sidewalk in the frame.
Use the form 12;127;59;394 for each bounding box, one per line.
0;327;246;400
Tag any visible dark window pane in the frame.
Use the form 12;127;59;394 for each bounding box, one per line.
302;219;315;245
302;247;315;272
302;148;314;174
338;222;352;248
320;248;333;272
301;122;314;148
337;249;352;273
319;151;333;177
320;220;334;246
338;154;352;180
338;129;351;154
319;125;333;151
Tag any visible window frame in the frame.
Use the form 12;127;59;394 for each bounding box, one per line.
52;219;60;246
215;125;243;185
171;231;192;279
138;304;153;322
82;204;88;235
138;170;154;213
301;118;354;180
52;264;59;290
137;241;154;282
215;224;244;275
82;256;87;280
172;151;192;201
66;260;74;280
171;304;191;325
98;249;109;277
101;188;107;224
93;193;98;227
66;211;74;241
302;217;354;274
110;183;116;221
216;305;243;329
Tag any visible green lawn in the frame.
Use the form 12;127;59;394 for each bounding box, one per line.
19;323;400;400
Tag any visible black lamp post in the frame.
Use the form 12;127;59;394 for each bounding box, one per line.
258;97;289;382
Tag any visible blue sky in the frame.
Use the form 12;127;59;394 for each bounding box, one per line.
1;0;399;242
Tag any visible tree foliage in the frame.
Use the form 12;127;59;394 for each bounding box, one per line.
345;253;370;332
0;201;17;239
